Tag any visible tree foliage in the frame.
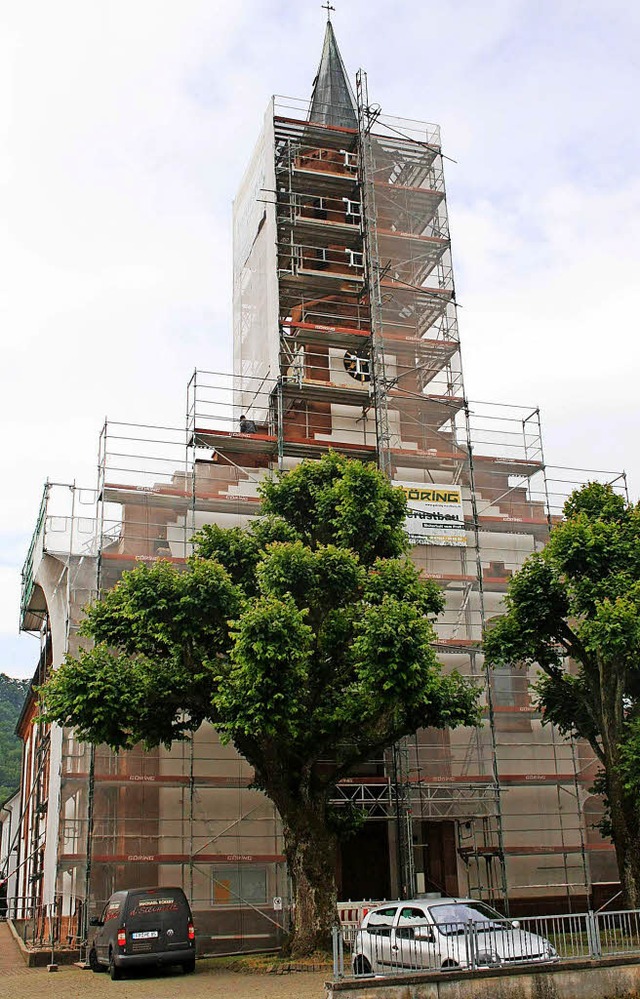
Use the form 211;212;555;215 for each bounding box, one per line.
483;482;640;903
41;452;479;953
0;674;29;804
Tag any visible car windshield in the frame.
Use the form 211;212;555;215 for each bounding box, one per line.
428;901;505;936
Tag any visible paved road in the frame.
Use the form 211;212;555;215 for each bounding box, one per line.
0;925;328;999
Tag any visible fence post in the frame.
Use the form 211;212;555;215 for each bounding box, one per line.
467;921;477;970
332;925;344;978
586;910;602;960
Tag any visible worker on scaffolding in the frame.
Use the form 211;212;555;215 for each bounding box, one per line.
239;414;257;434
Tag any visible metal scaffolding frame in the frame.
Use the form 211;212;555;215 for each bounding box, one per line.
11;87;631;954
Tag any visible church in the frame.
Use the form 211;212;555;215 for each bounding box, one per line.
2;15;624;956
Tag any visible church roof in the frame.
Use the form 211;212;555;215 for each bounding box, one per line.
308;20;357;130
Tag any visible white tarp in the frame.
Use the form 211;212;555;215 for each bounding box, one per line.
395;481;467;547
232;101;279;424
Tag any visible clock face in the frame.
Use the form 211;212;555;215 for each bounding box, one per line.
343;351;371;383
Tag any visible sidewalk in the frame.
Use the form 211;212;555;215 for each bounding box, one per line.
0;932;328;999
0;922;31;981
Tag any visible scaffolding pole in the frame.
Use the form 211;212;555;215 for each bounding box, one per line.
356;69;392;477
464;401;510;911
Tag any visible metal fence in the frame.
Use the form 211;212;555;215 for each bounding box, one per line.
597;908;640;957
332;908;640;978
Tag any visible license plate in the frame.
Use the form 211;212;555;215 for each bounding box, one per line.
131;931;158;940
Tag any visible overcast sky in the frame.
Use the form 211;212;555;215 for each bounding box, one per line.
2;0;639;678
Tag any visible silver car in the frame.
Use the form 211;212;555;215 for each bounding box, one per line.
351;897;558;975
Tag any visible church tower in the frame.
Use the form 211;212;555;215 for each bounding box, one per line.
232;17;463;480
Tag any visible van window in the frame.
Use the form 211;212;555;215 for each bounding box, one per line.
101;899;122;923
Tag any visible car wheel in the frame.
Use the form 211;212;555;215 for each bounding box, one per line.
88;947;104;973
441;959;459;970
182;958;196;974
108;950;122;980
353;955;372;976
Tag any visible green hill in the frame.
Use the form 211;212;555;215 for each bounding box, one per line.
0;674;30;804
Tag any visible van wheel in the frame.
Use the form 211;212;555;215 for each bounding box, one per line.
182;958;196;974
88;947;103;973
353;956;372;976
441;959;459;970
108;950;122;980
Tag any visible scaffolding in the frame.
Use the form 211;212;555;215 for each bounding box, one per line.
12;87;630;952
15;382;627;948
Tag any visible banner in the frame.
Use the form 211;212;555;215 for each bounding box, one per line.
395;481;467;547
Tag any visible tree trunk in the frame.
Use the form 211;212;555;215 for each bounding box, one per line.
606;768;640;908
595;663;640;908
280;802;339;957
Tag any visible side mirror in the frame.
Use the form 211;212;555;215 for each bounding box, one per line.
89;917;104;927
511;920;520;930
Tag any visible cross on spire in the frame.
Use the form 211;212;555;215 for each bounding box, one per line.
322;2;335;21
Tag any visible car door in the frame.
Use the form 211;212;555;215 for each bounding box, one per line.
364;906;398;971
392;905;439;971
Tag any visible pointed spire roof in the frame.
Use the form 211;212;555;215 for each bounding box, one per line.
309;20;357;130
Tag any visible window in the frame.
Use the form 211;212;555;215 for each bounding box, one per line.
101;899;122;923
366;906;397;937
314;247;329;270
313;197;328;220
211;866;267;906
396;906;434;940
490;662;532;732
428;901;503;935
492;666;527;707
398;906;429;925
343;351;371;382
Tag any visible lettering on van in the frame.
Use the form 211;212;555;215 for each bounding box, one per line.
129;899;180;916
104;902;121;922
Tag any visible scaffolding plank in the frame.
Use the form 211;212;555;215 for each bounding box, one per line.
62;852;286;864
281;319;370;349
282;436;377;460
274;114;358;145
191;430;278;454
102;482;262;516
278;216;362;248
101;552;187;565
281;378;371;407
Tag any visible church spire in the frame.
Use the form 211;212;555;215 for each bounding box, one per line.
308;18;357;130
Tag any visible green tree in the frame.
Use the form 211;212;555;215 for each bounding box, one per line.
483;482;640;905
41;453;478;955
0;674;29;804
